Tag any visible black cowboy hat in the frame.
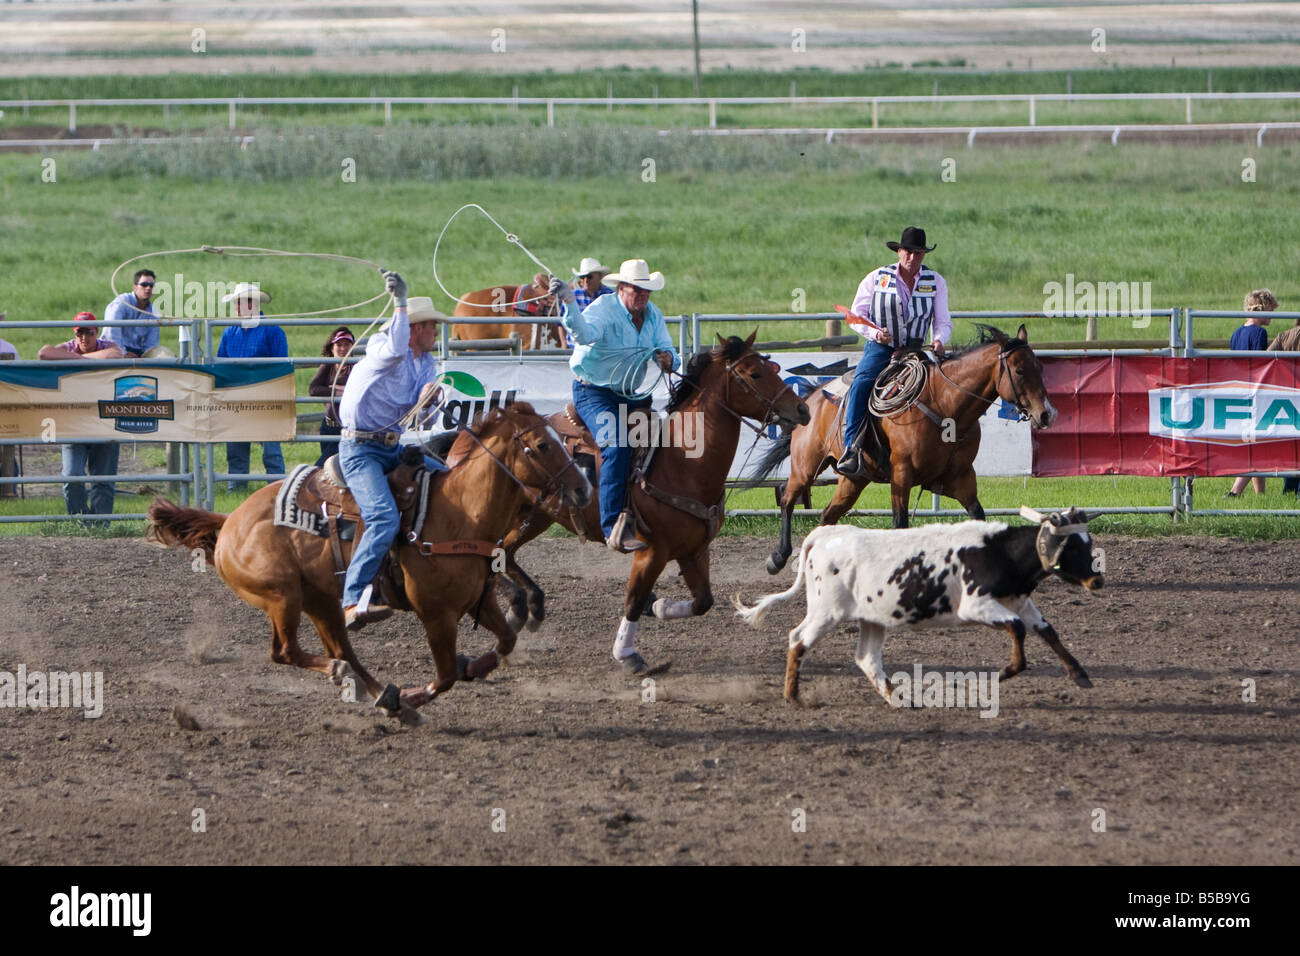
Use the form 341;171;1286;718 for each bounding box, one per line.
886;226;936;253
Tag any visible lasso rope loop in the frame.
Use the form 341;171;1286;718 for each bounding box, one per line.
431;203;558;310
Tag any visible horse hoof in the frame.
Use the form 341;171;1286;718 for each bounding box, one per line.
373;683;401;716
465;651;499;680
766;554;786;575
328;659;354;686
524;616;543;633
639;591;658;616
455;654;473;681
1073;673;1093;689
505;609;527;632
617;652;649;676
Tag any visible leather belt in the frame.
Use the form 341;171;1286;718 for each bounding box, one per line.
342;428;400;446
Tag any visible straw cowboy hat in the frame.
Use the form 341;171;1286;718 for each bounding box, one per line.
886;226;936;253
572;257;613;278
220;282;271;304
381;296;447;331
605;259;665;292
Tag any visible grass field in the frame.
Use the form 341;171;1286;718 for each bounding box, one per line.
5;66;1300;132
3;74;1299;535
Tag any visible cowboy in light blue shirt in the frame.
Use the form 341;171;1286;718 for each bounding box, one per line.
338;275;449;632
551;259;679;555
104;269;161;358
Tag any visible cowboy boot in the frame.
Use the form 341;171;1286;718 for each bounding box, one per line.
606;510;647;553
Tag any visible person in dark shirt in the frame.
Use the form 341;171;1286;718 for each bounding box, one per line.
308;326;355;467
217;283;288;492
1226;289;1276;497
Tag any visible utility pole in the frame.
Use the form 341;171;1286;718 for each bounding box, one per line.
692;1;702;95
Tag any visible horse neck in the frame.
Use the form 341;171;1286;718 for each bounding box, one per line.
430;431;526;540
655;371;741;498
932;344;1001;424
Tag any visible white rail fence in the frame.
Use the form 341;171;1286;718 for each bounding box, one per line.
4;91;1300;132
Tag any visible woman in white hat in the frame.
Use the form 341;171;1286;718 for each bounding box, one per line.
217;282;287;492
549;258;680;554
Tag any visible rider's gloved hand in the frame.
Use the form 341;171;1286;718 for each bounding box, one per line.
656;350;675;372
383;270;408;309
548;277;576;306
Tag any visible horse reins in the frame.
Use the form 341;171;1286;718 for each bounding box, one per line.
931;341;1036;423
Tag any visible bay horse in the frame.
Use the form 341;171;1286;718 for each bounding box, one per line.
753;324;1056;574
146;403;591;720
495;332;810;673
452;273;566;350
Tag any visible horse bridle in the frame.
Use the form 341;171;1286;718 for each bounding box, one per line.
934;341;1037;423
460;417;586;511
670;351;800;438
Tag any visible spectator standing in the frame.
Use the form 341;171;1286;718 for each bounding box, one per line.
1258;291;1300;494
104;269;169;358
216;283;287;492
0;309;17;360
1226;289;1276;497
0;311;15;494
309;326;355;467
37;312;124;522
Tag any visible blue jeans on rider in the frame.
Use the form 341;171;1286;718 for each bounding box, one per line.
226;441;285;492
572;380;652;538
843;341;894;451
339;437;448;608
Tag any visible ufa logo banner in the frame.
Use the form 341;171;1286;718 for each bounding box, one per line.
1033;356;1300;477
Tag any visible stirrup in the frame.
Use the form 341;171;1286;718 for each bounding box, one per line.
606;511;646;553
834;449;865;477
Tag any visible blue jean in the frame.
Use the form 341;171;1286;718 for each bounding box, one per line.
226;441;285;491
338;438;448;607
572;380;651;537
62;442;118;517
1284;475;1300;495
843;341;894;451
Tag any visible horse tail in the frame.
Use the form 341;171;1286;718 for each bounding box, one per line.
145;497;227;565
732;531;815;627
743;431;793;487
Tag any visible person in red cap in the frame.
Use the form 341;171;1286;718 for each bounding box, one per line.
309;326;356;467
38;312;125;523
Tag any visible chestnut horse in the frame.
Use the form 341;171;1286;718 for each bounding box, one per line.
496;332;810;673
452;273;566;350
146;403;590;720
753;324;1057;574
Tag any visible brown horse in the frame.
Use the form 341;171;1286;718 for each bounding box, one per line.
146;403;591;719
495;333;811;672
452;273;566;350
753;324;1057;574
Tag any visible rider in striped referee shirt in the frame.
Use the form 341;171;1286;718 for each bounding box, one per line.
837;226;952;476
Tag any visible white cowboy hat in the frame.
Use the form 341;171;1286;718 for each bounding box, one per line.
381;296;447;331
604;258;665;292
220;282;271;305
572;257;612;278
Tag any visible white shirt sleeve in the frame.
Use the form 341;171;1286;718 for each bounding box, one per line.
930;274;952;344
849;269;887;343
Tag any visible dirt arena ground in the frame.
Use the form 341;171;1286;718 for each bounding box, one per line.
0;530;1295;865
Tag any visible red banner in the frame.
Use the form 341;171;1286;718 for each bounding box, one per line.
1033;356;1300;477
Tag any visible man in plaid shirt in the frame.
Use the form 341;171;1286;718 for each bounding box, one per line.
571;257;615;310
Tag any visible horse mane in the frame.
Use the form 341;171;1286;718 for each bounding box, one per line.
944;323;1026;362
666;336;749;413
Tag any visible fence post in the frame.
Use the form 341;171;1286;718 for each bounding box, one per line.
1029;96;1036;126
229;100;237;129
825;315;841;348
547;100;554;127
709;100;717;128
872;98;878;128
384;100;391;125
68;102;77;132
1185;96;1191;123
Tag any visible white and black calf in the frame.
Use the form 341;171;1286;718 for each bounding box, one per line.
734;508;1103;704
